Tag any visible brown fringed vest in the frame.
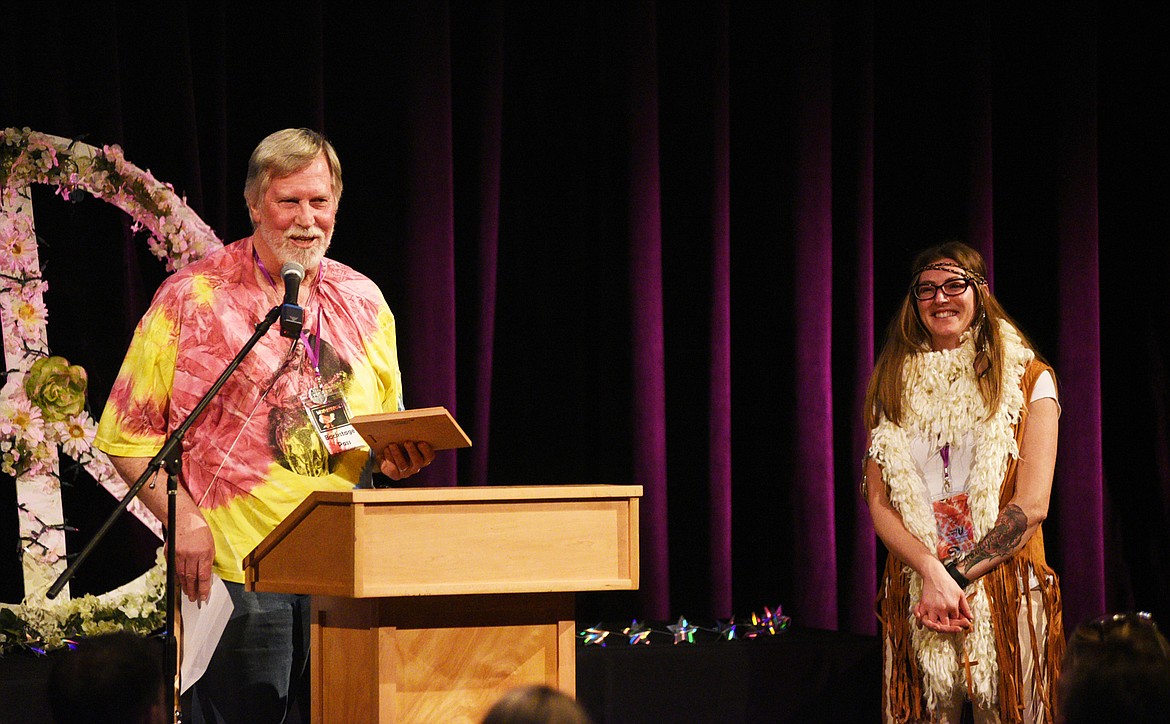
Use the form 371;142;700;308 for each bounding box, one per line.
878;360;1065;723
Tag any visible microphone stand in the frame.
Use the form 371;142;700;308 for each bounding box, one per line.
47;304;284;723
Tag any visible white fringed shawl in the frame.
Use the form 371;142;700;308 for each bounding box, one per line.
869;320;1033;710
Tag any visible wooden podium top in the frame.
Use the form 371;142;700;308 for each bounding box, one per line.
243;485;642;598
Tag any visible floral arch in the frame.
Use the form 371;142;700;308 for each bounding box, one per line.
0;128;223;652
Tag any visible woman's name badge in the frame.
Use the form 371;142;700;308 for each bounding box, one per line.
932;491;975;562
301;385;364;455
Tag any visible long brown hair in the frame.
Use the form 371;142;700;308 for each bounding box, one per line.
864;241;1038;429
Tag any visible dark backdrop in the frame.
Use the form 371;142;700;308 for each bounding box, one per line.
2;0;1167;637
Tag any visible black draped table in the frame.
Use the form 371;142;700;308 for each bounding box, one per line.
575;624;882;723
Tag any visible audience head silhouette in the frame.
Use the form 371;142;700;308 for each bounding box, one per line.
48;631;168;724
481;685;594;724
1058;611;1170;724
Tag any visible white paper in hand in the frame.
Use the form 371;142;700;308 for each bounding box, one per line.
180;574;233;694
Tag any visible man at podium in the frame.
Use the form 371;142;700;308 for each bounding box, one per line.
94;128;434;723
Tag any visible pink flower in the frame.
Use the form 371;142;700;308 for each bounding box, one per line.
1;395;46;444
18;279;49;301
4;235;38;265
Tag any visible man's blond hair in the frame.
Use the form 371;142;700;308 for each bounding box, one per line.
244;128;342;223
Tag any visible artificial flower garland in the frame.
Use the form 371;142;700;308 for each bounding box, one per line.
868;320;1032;710
0;128;223;654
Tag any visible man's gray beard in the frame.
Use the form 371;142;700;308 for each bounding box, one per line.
262;230;331;271
280;241;330;270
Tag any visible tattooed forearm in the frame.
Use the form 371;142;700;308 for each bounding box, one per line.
959;503;1028;571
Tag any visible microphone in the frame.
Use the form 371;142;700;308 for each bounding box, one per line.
279;262;305;338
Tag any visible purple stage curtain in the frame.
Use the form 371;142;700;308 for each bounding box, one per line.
707;3;734;621
1053;2;1108;628
3;0;1167;637
399;1;460;486
790;2;838;631
623;2;671;620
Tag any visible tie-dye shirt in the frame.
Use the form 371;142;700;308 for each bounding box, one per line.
95;237;404;582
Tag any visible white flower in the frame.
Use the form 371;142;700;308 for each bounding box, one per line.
56;414;97;457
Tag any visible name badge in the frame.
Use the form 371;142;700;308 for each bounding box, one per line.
301;383;364;455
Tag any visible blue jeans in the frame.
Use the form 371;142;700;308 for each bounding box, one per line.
185;582;311;724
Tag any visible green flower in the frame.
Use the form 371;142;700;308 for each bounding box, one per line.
24;355;88;423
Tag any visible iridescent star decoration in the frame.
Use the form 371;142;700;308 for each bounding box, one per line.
716;618;737;640
579;624;610;646
760;605;792;634
667;616;698;644
575;607;792;647
623;619;651;645
745;605;791;637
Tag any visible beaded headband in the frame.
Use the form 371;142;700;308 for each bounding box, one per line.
911;261;988;286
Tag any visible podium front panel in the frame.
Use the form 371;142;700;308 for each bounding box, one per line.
313;593;576;723
245;485;641;597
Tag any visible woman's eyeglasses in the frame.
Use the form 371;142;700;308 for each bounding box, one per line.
911;277;973;301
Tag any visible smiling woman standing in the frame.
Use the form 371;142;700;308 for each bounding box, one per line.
862;241;1064;723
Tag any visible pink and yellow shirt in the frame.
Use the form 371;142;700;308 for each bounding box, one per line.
95;237;403;582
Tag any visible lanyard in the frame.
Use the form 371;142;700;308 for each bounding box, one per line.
301;309;323;376
940;443;953;494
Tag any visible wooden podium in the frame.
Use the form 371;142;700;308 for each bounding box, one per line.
242;485;641;723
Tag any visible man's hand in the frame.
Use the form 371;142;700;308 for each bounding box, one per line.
175;506;216;603
107;455;217;603
379;441;435;481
